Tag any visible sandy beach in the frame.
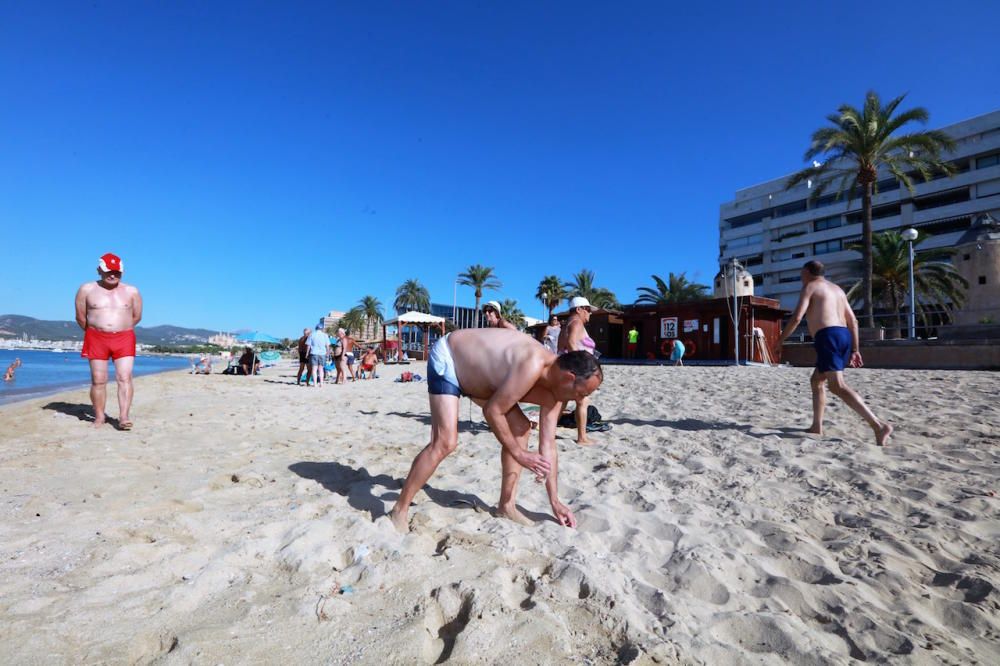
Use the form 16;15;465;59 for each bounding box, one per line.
1;362;998;664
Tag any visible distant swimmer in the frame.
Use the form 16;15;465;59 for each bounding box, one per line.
776;260;893;446
388;328;603;532
3;358;19;381
74;253;143;430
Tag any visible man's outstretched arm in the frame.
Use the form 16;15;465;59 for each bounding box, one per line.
777;285;811;345
538;401;576;528
482;361;551;479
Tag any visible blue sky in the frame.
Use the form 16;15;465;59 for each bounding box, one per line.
2;1;998;335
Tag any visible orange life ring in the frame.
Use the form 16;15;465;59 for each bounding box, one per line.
683;339;696;357
659;339;673;357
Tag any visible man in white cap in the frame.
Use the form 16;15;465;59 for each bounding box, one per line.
482;300;518;330
74;253;143;430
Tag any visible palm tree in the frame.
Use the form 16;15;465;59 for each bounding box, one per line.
840;230;967;336
356;295;384;340
635;273;709;305
500;299;526;329
457;264;502;326
535;275;567;319
394;278;430;314
787;91;956;328
338;308;365;336
564;269;619;309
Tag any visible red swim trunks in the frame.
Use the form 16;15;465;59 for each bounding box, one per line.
81;328;136;361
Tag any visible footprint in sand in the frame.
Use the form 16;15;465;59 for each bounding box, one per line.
423;583;476;663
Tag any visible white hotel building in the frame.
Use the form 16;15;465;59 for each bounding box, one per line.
719;109;1000;311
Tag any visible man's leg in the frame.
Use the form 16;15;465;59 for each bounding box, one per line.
826;372;893;446
808;370;826;434
389;394;460;532
497;405;534;526
297;360;305;384
575;397;592;445
113;356;135;427
89;359;109;428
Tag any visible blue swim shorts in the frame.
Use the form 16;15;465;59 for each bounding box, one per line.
813;326;852;373
427;334;462;397
310;354;325;367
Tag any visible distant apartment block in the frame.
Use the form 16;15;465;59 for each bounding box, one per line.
719;109;1000;311
318;310;346;331
208;333;236;347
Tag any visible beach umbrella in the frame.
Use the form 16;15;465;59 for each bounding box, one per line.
235;331;281;344
235;332;281;374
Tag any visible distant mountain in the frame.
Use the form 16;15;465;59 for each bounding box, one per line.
0;315;226;346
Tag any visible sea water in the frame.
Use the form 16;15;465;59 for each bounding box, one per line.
0;349;190;407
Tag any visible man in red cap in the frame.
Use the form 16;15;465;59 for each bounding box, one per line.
74;253;143;430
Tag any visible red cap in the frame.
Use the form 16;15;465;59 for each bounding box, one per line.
98;253;123;273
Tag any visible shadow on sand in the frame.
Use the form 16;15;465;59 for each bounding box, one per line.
42;401;123;428
288;460;495;521
606;417;808;440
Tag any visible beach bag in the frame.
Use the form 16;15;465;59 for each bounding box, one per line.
557;405;602;427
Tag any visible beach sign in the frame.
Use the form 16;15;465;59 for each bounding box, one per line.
660;317;678;339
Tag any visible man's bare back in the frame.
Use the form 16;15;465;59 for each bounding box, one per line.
799;278;851;336
447;328;562;408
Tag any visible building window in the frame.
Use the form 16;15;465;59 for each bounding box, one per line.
963;254;971;261
773;200;808;218
846;203;901;225
812;193;839;209
980;276;987;285
726;211;769;229
814;216;842;232
977;153;1000;169
814;239;842;255
913;188;971;211
875;177;900;192
753;274;764;286
792;251;806;259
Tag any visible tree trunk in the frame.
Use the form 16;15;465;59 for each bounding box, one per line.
862;183;874;328
474;293;482;328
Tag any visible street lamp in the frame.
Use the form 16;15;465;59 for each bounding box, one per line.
541;292;547;321
901;228;919;339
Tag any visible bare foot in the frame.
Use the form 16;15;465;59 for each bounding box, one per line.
874;422;893;447
496;503;534;527
387;507;409;533
576;436;594;446
93;416;105;429
805;426;823;435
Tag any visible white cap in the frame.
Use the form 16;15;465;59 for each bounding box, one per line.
484;300;502;313
569;296;593;310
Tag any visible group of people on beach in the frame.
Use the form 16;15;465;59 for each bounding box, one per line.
73;252;892;531
295;326;380;387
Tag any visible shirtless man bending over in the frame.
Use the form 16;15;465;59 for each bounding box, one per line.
777;260;892;446
74;253;143;430
388;328;603;532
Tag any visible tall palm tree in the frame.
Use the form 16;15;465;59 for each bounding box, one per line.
457;264;502;327
500;299;526;329
635;272;709;305
536;275;567;319
356;295;384;340
787;91;956;327
564;269;619;309
841;230;967;335
338;308;366;336
394;278;430;313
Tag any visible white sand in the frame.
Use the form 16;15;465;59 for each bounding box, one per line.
1;362;998;664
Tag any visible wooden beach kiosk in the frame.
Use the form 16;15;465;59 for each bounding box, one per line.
381;311;446;361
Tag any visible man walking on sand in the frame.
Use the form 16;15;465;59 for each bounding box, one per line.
74;253;143;430
296;327;312;385
388;328;603;532
776;260;893;446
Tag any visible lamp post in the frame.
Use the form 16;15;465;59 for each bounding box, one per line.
901;228;919;339
541;292;547;321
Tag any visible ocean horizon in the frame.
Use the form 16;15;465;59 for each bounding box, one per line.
0;349;190;407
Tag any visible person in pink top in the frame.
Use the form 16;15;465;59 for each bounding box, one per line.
557;296;598;445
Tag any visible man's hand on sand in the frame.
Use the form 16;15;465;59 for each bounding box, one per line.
850;351;864;368
516;451;550;480
551;501;576;528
